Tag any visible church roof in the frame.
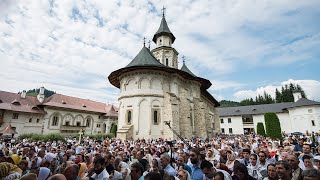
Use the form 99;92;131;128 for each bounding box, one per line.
0;91;45;114
180;62;196;77
152;16;176;43
288;98;320;108
126;46;164;68
42;94;114;114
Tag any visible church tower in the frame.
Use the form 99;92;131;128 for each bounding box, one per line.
151;9;179;69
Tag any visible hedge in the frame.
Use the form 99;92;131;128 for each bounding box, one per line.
256;122;266;136
264;112;283;139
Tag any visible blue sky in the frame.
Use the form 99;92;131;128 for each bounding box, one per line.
0;0;319;104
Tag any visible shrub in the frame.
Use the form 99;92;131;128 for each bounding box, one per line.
256;122;266;136
264;112;283;139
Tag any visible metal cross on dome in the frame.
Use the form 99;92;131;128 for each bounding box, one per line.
182;55;186;64
162;6;166;17
143;37;146;47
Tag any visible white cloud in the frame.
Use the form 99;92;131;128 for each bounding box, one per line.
233;79;320;101
0;0;319;104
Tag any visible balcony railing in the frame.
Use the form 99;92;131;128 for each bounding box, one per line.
60;125;87;131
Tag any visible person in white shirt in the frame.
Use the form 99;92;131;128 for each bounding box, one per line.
91;156;109;180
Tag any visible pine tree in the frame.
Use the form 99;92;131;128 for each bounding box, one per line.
275;88;281;103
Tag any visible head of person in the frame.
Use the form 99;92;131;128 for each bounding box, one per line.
63;164;79;180
275;160;291;179
214;171;224;180
136;150;144;161
189;148;201;165
280;152;289;161
267;164;277;180
176;169;188;180
287;155;299;170
176;156;185;167
37;167;51;180
47;174;67;180
242;149;251;159
130;162;144;180
144;172;162;180
233;163;250;180
160;153;171;168
313;156;320;170
93;156;105;175
249;154;258;166
200;160;216;179
302;155;314;170
74;154;83;164
226;150;236;161
20;173;37;180
301;169;320;180
258;151;267;163
303;144;312;154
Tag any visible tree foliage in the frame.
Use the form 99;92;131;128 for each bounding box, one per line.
219;100;240;107
22;88;56;98
256;122;266;136
239;91;274;106
275;83;307;103
264;112;282;139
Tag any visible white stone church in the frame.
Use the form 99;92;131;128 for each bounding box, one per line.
108;14;221;140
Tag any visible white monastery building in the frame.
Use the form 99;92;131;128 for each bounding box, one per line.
0;87;118;136
217;92;320;135
108;14;220;140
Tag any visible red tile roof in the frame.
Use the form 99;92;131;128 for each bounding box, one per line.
42;94;117;114
0;91;45;114
0;91;118;116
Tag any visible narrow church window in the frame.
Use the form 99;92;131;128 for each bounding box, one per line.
153;110;159;124
312;120;315;126
76;122;81;127
127;110;132;124
29;118;32;123
65;121;70;126
52;116;58;126
166;58;168;66
36;119;40;123
86;118;91;127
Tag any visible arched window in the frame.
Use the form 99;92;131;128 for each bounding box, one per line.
86;118;91;127
52;116;58;126
153;110;158;124
127;110;132;124
165;58;169;66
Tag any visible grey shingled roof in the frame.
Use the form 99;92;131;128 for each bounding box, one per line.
126;46;164;68
152;16;176;43
218;98;320;116
217;102;293;116
289;98;320;108
180;62;196;77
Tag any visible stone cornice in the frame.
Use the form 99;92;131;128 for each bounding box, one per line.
119;94;164;100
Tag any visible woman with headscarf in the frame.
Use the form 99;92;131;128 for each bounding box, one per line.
0;162;22;180
225;150;236;172
37;167;51;180
247;154;263;180
149;158;162;173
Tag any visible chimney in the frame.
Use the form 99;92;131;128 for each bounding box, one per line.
293;91;302;102
37;87;45;103
21;90;26;98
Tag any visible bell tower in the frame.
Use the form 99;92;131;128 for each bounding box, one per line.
151;7;179;69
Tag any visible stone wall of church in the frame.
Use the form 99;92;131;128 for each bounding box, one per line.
193;98;206;138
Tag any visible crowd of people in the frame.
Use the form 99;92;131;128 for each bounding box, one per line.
0;132;320;180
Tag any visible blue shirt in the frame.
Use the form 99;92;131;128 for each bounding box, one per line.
189;162;203;180
164;164;177;176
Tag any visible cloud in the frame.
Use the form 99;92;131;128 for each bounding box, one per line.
233;79;320;101
0;0;319;104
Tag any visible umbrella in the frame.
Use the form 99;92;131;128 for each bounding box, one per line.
291;132;302;136
0;124;17;135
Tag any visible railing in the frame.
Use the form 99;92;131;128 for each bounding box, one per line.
60;125;86;131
